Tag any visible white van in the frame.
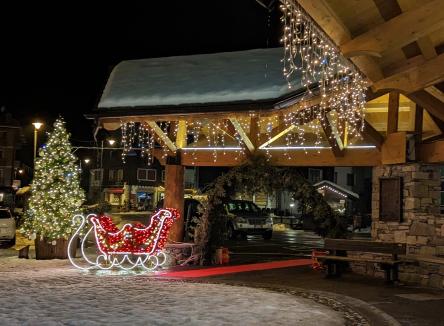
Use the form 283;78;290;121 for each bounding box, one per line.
0;208;15;245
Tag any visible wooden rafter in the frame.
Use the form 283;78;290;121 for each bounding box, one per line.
341;0;444;58
372;53;444;93
147;121;177;152
297;0;384;83
361;120;384;150
321;114;344;157
397;0;438;61
229;118;255;153
406;90;444;122
425;86;444;103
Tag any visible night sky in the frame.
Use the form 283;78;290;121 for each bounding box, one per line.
0;1;281;165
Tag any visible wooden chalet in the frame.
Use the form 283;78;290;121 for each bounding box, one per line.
89;0;444;248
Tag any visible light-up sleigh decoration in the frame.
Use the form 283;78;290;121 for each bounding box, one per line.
68;208;180;271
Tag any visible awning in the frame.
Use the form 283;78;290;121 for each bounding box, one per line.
105;188;124;194
16;186;31;196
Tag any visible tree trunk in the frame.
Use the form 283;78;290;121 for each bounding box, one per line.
35;237;76;260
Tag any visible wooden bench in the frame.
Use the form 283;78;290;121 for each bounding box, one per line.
316;239;406;283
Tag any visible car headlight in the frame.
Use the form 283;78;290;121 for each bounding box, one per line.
265;217;273;225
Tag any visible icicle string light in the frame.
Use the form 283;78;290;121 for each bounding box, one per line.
279;0;367;146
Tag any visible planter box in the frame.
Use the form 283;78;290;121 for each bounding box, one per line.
35;237;77;260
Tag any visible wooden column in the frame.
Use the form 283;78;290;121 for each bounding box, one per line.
387;91;400;135
414;105;424;160
164;160;185;242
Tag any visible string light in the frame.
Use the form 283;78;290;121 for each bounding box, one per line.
280;0;367;148
67;208;180;271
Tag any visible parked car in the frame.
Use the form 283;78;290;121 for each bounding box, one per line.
0;207;16;245
225;200;273;240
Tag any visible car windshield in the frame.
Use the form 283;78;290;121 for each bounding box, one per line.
226;201;261;214
0;210;11;219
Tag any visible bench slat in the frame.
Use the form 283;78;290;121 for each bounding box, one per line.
316;255;401;265
324;239;406;254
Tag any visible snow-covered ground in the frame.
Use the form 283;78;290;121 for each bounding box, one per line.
0;257;344;325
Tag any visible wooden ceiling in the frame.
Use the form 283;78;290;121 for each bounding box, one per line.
299;0;444;122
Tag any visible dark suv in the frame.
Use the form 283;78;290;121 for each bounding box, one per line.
225;200;273;240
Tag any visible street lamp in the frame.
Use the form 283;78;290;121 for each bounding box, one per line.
32;122;43;162
108;139;116;146
84;158;91;164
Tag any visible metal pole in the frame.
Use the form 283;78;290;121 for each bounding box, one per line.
99;140;103;200
33;128;38;163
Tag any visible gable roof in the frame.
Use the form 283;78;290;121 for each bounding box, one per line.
314;180;359;199
97;48;301;111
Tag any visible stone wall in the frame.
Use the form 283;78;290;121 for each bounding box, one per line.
352;163;444;288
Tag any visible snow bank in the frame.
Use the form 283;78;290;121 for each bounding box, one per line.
0;257;344;325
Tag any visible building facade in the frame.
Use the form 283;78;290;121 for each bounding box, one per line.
0;107;23;188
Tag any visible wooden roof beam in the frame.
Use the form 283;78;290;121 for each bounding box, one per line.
341;0;444;58
405;90;444;123
146;121;177;152
229;118;255;153
297;0;383;83
321;114;344;157
425;86;444;103
398;0;438;61
362;120;384;150
372;53;444;93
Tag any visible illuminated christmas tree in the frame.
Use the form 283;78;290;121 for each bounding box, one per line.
21;118;85;244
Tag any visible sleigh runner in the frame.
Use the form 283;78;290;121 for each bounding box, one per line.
68;208;180;271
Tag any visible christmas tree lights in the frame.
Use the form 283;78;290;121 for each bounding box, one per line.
21;118;85;243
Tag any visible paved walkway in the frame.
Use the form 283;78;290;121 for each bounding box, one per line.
197;265;444;326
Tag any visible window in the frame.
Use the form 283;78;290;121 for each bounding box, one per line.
0;151;3;159
117;169;123;181
347;173;355;186
308;168;322;183
91;169;102;182
0;132;6;143
334;172;338;184
109;169;115;181
0;169;4;184
137;168;156;181
161;170;166;182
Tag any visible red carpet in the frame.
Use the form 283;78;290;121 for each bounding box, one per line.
156;259;312;278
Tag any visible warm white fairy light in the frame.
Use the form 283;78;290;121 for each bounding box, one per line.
317;185;348;198
280;0;367;148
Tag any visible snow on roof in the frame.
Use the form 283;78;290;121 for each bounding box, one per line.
314;180;359;199
98;48;298;109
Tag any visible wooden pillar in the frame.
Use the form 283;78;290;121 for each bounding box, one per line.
414;105;424;160
387;91;400;135
164;160;184;242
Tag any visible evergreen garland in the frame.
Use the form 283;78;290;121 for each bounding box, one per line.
195;156;347;264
